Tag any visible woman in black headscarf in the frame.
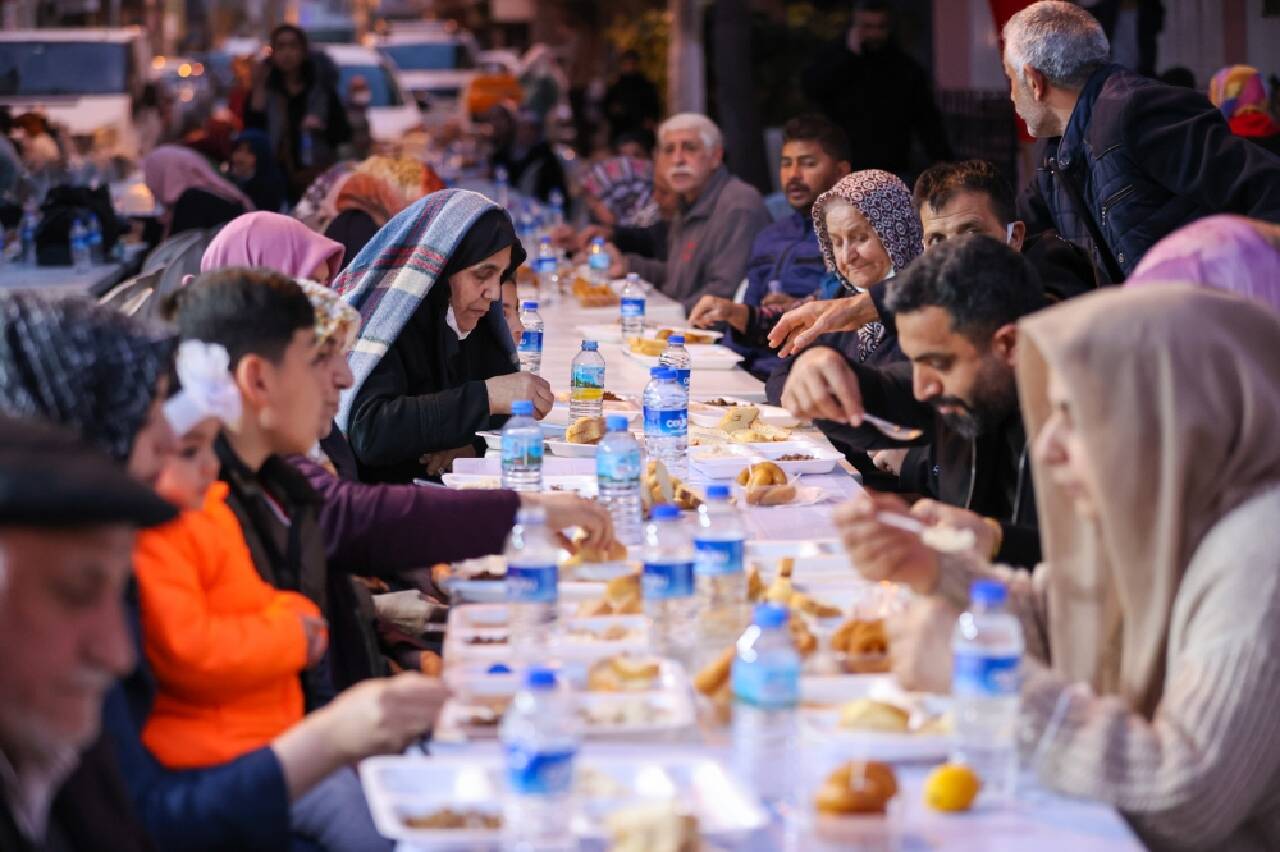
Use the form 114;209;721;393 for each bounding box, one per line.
227;129;290;213
335;189;554;485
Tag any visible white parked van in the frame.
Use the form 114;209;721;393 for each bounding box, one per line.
0;28;149;158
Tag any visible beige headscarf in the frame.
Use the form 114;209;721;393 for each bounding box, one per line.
1016;283;1280;717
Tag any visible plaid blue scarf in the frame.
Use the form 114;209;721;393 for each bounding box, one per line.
333;188;514;432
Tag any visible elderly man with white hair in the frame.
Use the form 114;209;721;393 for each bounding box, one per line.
1006;0;1280;285
617;113;771;312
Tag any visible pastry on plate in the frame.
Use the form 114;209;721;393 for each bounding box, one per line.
736;461;786;487
576;572;644;617
744;483;797;506
628;337;668;357
586;654;662;692
814;761;898;815
693;646;735;696
566;416;607;445
838;698;911;733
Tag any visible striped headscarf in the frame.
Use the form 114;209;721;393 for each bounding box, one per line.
812;169;924;360
581;156;656;227
333;189;524;432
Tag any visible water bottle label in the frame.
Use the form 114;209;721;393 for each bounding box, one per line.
534;256;557;273
643;560;694;599
504;743;576;795
589;252;610;272
506;562;558;603
671;368;691;389
502;435;544;468
694;538;744;576
571;364;605;396
643;406;687;437
620;297;646;318
952;651;1020;697
518;330;543;353
732;659;799;709
597;449;641;486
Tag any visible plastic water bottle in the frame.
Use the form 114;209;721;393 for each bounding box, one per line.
619;273;646;340
501;399;544;493
694;484;749;658
299;130;315;168
659;334;692;392
20;201;40;267
569;340;606;420
547;189;565;227
494;165;510;209
504;507;559;655
533;235;559;306
501;667;578;851
642;505;699;664
517;301;544;374
952;579;1023;802
85;213;103;264
70;218;90;272
732;603;800;806
597;415;643;546
642;366;688;478
587;236;610;286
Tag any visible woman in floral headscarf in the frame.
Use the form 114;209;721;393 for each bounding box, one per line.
323;156;446;267
1209;65;1280;158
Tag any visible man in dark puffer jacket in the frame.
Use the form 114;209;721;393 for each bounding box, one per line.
1005;1;1280;285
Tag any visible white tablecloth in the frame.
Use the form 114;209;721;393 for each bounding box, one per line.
424;285;1141;850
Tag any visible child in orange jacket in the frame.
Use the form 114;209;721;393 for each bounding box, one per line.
133;340;328;769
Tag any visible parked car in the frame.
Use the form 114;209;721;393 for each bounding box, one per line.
0;28;149;158
320;44;424;148
373;23;478;126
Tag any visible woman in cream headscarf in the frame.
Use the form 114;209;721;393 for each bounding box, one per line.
837;284;1280;850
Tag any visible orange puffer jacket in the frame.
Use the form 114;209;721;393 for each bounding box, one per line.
134;482;320;769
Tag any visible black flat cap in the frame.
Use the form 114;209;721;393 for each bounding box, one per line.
0;416;176;529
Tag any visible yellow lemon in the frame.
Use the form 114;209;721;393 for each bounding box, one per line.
924;763;981;812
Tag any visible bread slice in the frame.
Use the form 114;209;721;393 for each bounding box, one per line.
717;405;759;432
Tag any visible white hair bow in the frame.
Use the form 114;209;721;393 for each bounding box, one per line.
163;340;242;436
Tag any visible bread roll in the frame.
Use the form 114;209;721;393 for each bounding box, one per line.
838;699;910;733
717;406;759;432
566;416;607;445
693;646;735;696
813;761;898;815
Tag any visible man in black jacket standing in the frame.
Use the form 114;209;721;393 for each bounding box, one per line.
780;236;1044;567
801;0;953;178
1006;1;1280;285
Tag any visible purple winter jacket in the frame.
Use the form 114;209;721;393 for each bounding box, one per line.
289;426;519;573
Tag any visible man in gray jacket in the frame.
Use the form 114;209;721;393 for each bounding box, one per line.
617;113;771;313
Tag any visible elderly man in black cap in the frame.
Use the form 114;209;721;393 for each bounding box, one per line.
0;416;176;852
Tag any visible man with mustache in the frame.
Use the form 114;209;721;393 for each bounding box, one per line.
688;114;851;379
616;113;771;313
781;235;1044;568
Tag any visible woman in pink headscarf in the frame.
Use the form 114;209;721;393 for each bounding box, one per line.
1127;215;1280;314
200;211;345;284
143;145;255;238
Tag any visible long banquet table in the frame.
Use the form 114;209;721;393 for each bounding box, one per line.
393;282;1143;850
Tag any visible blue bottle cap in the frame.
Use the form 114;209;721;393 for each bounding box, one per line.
651;504;680;521
581;340;599;351
605;414;629;432
487;662;512;674
706;484;730;500
511;399;534;416
753;602;790;628
539;234;551;244
525;667;557;689
521;301;538;311
591;236;605;245
668;334;685;345
970;579;1007;606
